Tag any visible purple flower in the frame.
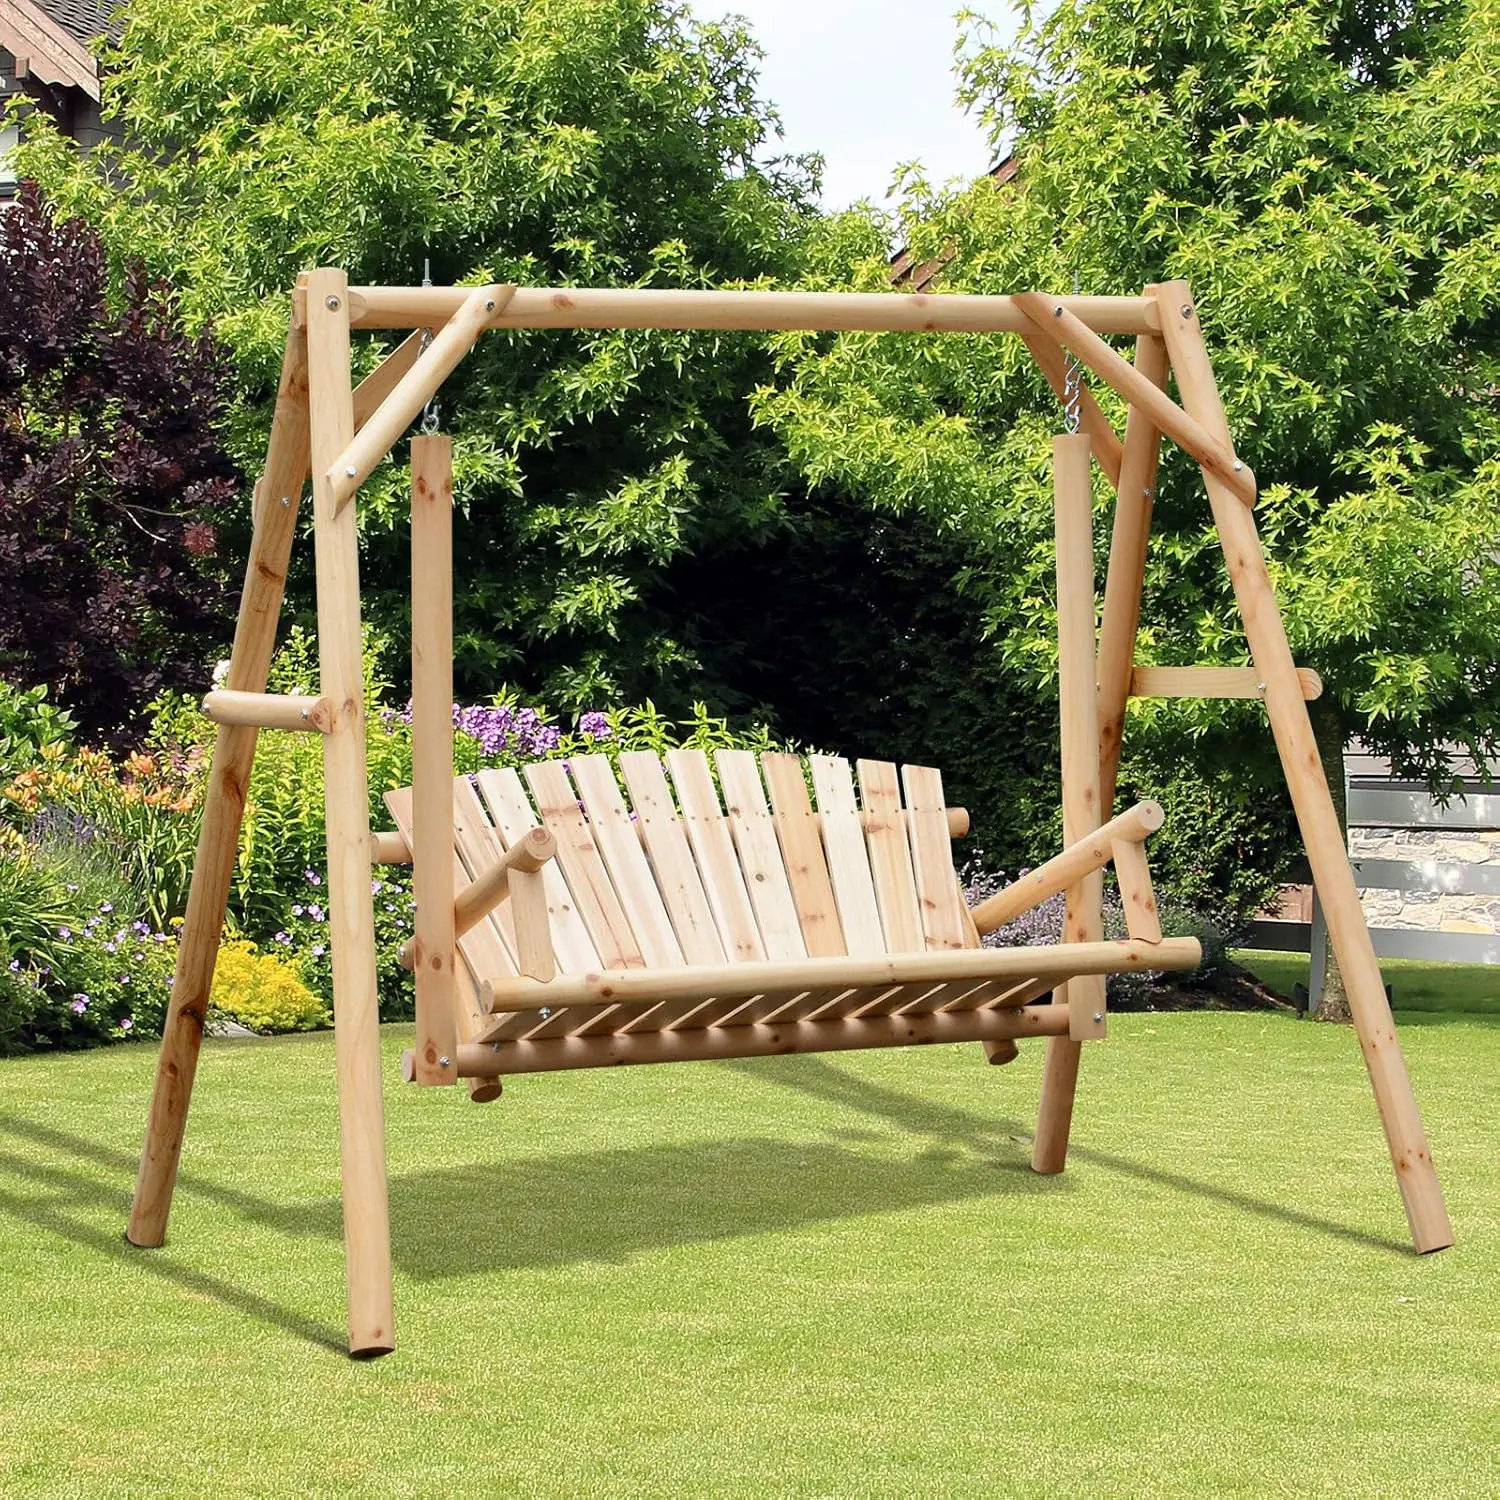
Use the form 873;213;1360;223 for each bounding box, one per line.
308;904;325;923
57;926;72;941
311;944;326;958
371;880;383;895
120;1017;134;1032
99;902;114;914
104;942;116;954
7;959;20;972
291;904;304;917
578;711;612;741
71;995;89;1014
274;931;291;945
305;869;322;887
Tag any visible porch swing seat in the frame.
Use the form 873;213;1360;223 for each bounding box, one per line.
382;748;1198;1088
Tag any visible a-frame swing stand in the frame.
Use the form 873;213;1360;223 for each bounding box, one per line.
126;271;1452;1357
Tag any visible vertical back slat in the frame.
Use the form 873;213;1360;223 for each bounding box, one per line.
451;778;521;963
760;752;846;958
523;760;644;970
569;755;684;969
617;751;725;965
666;749;765;965
808;755;886;957
854;758;924;953
714;750;807;962
474;768;599;973
902;763;968;952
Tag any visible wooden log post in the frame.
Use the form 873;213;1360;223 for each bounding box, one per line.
128;311;313;1250
1031;431;1106;1170
409;436;459;1086
1152;280;1452;1254
307;268;397;1353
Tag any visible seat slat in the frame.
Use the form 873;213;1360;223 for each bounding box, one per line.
617;751;725;965
714;750;807;962
474;768;599;973
808;756;886;956
450;778;521;964
902;764;968;953
522;760;644;970
760;752;846;958
666;749;765;965
569;755;685;969
856;759;924;953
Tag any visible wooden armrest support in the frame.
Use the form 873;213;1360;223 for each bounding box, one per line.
970;800;1164;935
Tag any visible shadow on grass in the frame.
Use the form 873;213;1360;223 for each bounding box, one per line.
730;1055;1412;1256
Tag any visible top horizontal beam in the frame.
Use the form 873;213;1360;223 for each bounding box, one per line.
343;286;1162;336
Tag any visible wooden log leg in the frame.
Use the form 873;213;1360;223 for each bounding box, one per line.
1096;326;1168;812
128;315;313;1248
308;269;396;1354
1033;432;1104;1169
1153;281;1452;1253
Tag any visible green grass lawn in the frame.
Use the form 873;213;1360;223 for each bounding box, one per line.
1234;948;1500;1018
1;995;1496;1496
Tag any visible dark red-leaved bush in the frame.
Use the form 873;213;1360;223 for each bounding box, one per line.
0;182;239;741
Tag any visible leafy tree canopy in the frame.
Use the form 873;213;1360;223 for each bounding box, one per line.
757;0;1500;813
14;0;821;704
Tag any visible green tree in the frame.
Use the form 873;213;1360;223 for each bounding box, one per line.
13;0;820;706
753;0;1500;1007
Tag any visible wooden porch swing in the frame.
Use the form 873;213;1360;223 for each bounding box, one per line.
126;272;1452;1358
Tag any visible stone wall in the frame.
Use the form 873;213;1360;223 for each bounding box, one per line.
1349;826;1500;935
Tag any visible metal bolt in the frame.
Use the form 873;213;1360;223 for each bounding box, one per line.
279;495;291;508
1052;305;1064;318
540;1006;552;1020
345;466;357;477
1232;460;1243;472
1256;681;1266;693
325;295;341;310
485;298;496;311
1180;304;1194;318
439;1055;450;1068
1143;487;1154;499
1093;1012;1104;1023
299;707;310;721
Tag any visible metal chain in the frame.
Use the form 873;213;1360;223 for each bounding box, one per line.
1062;267;1083;434
419;256;440;435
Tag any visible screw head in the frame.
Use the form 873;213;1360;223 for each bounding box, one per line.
1232;460;1244;472
325;294;341;310
1180;304;1194;317
345;466;357;478
539;1006;552;1020
1256;681;1266;693
485;298;496;311
1052;305;1064;317
299;707;310;720
279;495;291;507
1093;1011;1104;1023
439;1055;451;1067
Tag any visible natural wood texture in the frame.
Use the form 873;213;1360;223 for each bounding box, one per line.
384;786;503;1103
1153;280;1452;1253
901;765;968;952
854;759;924;954
455;1003;1071;1075
570;756;685;968
129;311;313;1252
523;759;644;970
1128;665;1323;701
508;863;556;983
408;435;458;1086
306;269;394;1356
347;285;1162;335
328;284;516;511
969;800;1165;934
478;936;1202;1023
201;689;332;733
715;751;808;962
1033;431;1104;1177
810;757;887;957
1111;838;1162;944
761;752;846;958
1014;292;1257;507
616;751;724;965
1096;329;1168;813
370;830;411;864
350;331;426;430
667;749;766;965
1021;332;1125;487
449;778;521;967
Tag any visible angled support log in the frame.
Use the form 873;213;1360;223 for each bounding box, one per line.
201;690;333;733
128;306;312;1252
1096;327;1169;812
1015;292;1256;507
1021;332;1125;488
307;268;396;1354
329;284;516;512
1128;665;1323;701
1152;280;1451;1255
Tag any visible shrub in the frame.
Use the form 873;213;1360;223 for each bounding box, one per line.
208;939;326;1034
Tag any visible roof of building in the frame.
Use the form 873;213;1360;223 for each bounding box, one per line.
36;0;119;44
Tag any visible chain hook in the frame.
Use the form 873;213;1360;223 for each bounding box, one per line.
1062;267;1083;435
418;256;440;436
